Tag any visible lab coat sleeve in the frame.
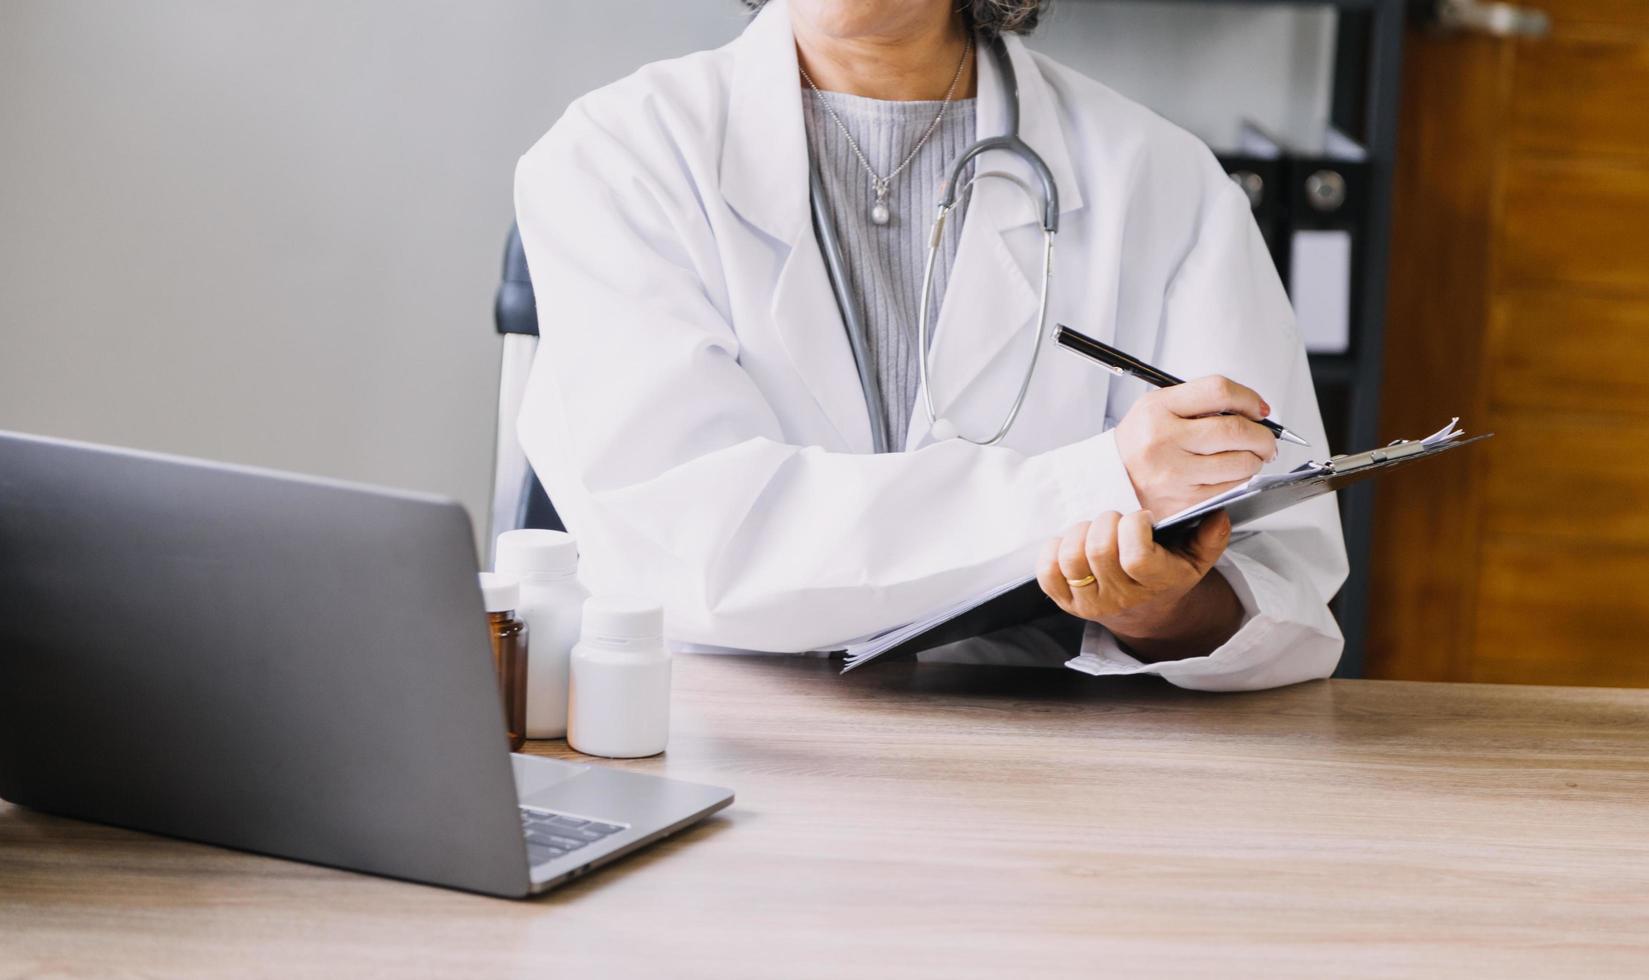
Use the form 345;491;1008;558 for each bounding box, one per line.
512;106;1138;654
1069;164;1349;691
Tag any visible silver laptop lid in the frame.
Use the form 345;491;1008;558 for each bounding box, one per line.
0;431;533;897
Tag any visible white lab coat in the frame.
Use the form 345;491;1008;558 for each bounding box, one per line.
514;0;1348;691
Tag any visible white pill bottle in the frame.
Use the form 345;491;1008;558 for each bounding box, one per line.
494;529;588;739
568;596;670;759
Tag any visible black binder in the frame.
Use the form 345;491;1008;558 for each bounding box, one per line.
1217;152;1286;265
1282;131;1371;357
1219;123;1372;358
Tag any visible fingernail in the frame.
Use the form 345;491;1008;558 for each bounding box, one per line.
1261;402;1272;416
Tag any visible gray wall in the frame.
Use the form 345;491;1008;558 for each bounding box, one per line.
1036;1;1335;150
0;1;1331;548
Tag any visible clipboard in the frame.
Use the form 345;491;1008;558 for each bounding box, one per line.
1152;418;1492;544
840;419;1491;673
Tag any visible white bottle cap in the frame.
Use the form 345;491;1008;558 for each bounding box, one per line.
478;572;520;613
494;529;579;580
581;595;663;643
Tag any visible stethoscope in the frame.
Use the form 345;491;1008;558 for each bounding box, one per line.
808;34;1059;452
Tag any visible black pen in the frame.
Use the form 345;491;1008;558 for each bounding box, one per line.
1053;324;1311;448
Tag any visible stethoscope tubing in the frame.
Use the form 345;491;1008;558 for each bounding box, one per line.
808;157;894;453
810;33;1061;450
916;171;1055;446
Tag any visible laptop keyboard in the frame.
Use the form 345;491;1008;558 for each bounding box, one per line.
519;805;627;867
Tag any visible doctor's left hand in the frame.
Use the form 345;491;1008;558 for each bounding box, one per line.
1036;509;1241;658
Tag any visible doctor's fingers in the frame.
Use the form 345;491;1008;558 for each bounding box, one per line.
1080;512;1136;590
1114;511;1193;589
1182;510;1234;576
1072;513;1142;607
1179;448;1267;487
1174;414;1277;461
1055;520;1097;590
1188;477;1250;501
1157;375;1270;422
1036;536;1075;610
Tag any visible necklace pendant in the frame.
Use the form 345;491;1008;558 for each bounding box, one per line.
870;181;891;226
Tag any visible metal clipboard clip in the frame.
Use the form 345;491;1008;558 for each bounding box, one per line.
1325;439;1428;475
1324;418;1464;475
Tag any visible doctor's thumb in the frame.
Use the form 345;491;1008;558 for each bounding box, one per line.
1185;511;1232;572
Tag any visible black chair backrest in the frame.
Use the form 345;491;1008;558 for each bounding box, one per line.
495;223;539;339
494;223;563;532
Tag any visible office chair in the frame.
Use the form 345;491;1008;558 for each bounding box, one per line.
489;222;564;562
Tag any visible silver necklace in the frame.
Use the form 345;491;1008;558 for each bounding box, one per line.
799;35;972;227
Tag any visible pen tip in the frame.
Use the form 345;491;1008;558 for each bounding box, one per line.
1279;428;1311;448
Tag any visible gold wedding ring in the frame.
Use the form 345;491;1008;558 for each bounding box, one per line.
1065;575;1097;589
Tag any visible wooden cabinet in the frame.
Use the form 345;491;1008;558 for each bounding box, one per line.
1369;1;1649;685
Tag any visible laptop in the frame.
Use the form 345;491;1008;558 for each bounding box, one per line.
0;430;732;898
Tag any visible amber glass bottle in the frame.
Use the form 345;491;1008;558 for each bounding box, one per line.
478;573;529;751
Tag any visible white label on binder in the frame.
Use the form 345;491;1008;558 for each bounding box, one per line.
1289;229;1352;354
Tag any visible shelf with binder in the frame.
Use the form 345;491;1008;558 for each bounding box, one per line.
1287;133;1372;362
1219;123;1373;468
1074;0;1405;677
1220;122;1370;361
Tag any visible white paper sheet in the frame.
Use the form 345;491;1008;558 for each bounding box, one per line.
1290;229;1353;354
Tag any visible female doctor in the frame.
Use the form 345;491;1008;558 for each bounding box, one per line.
513;0;1347;691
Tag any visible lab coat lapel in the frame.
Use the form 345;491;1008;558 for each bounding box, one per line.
769;227;877;453
722;0;875;453
906;35;1087;449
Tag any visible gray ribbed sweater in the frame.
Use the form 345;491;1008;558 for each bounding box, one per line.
801;89;976;451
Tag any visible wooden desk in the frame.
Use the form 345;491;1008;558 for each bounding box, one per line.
3;655;1647;978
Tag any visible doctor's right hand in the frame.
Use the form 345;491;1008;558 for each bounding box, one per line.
1113;375;1278;518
